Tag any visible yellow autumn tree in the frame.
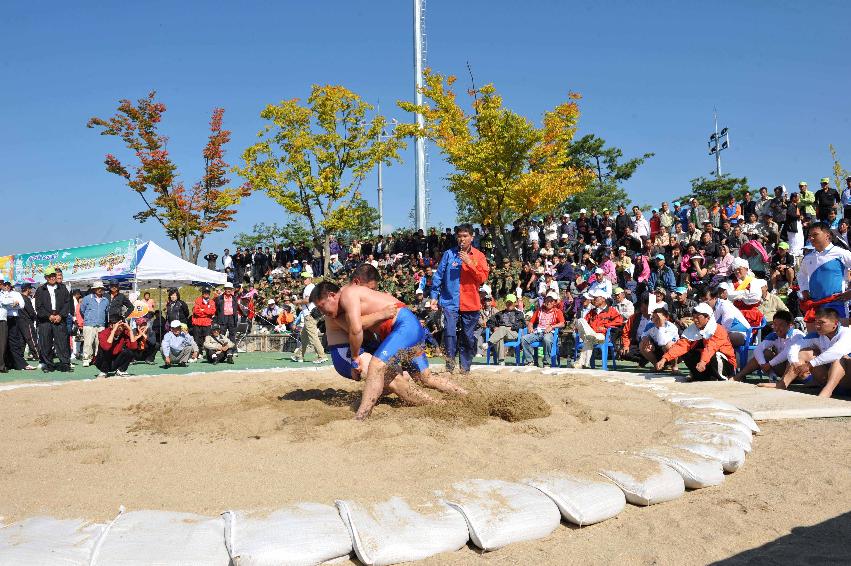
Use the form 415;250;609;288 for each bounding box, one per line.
237;85;404;272
397;69;593;258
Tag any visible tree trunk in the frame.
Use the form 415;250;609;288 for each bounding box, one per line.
323;233;331;277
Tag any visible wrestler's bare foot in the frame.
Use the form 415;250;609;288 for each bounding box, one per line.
758;381;786;389
388;374;440;406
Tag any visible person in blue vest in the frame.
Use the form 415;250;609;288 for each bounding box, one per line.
797;222;851;318
430;224;490;373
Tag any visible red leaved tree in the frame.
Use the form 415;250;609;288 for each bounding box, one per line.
87;91;249;263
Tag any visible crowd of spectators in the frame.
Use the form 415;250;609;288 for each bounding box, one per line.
2;176;851;396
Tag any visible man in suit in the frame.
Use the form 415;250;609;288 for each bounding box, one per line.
34;267;72;372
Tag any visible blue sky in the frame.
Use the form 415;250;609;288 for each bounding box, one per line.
2;0;849;259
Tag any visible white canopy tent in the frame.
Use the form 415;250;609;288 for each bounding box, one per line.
133;241;227;288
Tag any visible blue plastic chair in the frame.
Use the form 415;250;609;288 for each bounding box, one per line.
737;318;767;369
521;328;560;368
485;327;526;365
589;327;618;370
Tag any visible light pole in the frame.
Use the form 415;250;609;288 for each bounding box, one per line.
413;0;427;230
376;118;399;236
708;110;730;178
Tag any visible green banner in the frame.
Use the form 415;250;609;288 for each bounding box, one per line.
13;239;137;284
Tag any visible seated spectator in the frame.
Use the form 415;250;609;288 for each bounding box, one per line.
486;293;525;365
760;307;851;398
620;299;653;365
647;254;676;291
640;308;681;372
260;298;280;328
670;286;696;329
702;286;752;347
708;243;734;286
758;283;789;329
203;325;235;364
161;320;198;367
477;285;498;355
574;289;624;368
726;257;766;327
521;292;565;367
613;286;634;319
769;241;795;292
656;303;737;381
95;318;138;378
588;267;612;298
733;311;802;382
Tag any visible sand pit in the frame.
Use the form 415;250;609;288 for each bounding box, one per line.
1;368;850;564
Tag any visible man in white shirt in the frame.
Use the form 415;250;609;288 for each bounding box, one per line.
640;307;681;370
613;286;634;319
760;307;851;397
0;280;19;373
588;267;613;298
633;207;651;241
733;310;802;382
290;273;328;364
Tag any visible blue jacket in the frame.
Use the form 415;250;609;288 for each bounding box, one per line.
79;293;109;327
431;246;489;311
647;266;676;291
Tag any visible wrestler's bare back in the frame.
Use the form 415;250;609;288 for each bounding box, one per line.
334;285;401;333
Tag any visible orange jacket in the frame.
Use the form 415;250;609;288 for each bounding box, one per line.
584;306;624;335
662;323;737;369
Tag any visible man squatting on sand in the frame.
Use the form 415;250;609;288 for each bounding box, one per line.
312;266;467;420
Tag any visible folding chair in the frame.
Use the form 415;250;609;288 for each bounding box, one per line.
589;327;618;370
521;328;560;368
737;318;767;370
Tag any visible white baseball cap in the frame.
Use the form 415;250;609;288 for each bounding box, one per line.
693;303;714;317
91;281;104;289
267;299;275;305
169;320;182;328
732;257;749;270
546;292;560;301
223;282;234;289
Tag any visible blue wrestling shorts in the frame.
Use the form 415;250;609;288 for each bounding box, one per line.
375;307;428;373
328;334;382;379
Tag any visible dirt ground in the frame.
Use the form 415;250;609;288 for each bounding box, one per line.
0;368;849;564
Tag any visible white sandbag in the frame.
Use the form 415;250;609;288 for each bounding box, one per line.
91;510;230;565
335;497;468;565
674;417;754;437
639;446;725;489
673;426;752;453
446;479;561;551
598;456;685;506
667;396;742;413
223;504;352;566
704;409;760;433
671;437;746;472
524;472;626;526
0;517;104;565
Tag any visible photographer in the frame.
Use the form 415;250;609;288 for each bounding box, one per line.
95;317;138;378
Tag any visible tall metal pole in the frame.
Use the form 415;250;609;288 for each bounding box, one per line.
413;0;427;230
714;110;721;178
377;157;384;235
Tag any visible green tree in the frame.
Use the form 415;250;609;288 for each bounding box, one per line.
236;85;404;272
232;221;312;250
562;134;653;213
685;174;750;205
397;70;592;259
830;144;849;195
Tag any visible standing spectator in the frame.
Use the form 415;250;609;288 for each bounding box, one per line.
485;293;525;365
233;247;246;284
633;207;650;241
222;248;233;276
769;186;788;225
431;224;490;373
574;289;624;368
107;282;133;323
689;198;709;227
0;280;16;373
841;176;851;221
214;282;241;343
161;320;197;367
79;281;109;367
521;292;565;366
741;191;757;221
722;194;742;224
34;267;72;373
814;177;840;222
290;274;328;364
784;192;804;258
755;187;772;220
204;251;219;271
16;283;39;362
165;288;190;326
94;318;137;378
614;205;633;239
191;287;216;348
797;181;816;219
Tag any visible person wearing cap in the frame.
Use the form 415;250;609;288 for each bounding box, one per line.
688;198;709;228
33;267;72;372
612;286;634;319
588;267;613;298
476;285;497;355
656;302;736;381
573;289;624;368
521;291;565;366
78;281;109;366
640;307;681;371
2;281;33;371
485;293;525;365
0;280;18;373
614;246;634;279
161;319;196;367
647;253;676;292
191;287;217;348
796;221;851;319
214;281;242;345
796;181;816;219
290;273;328;364
726;256;766;328
431;223;490;373
14;283;39;363
260;298;280;327
814;177;840;222
769;241;794;293
203;324;235;364
670;286;696;330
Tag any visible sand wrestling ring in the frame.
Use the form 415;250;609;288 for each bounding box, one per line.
2;362;841;565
